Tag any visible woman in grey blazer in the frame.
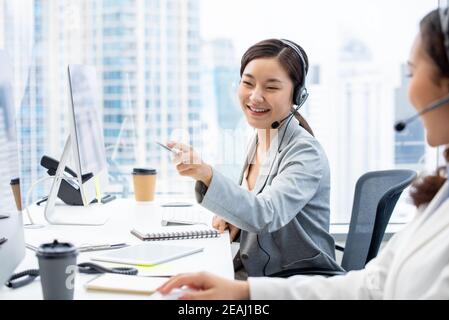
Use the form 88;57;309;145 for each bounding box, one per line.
167;39;342;278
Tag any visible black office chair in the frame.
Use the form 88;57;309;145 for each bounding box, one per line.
269;169;417;278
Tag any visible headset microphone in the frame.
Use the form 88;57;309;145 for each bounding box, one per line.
394;94;449;132
271;114;292;129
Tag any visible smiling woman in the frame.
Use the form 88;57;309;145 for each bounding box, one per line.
238;39;309;131
167;39;342;280
240;58;294;127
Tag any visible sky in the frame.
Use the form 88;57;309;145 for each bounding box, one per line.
200;0;438;65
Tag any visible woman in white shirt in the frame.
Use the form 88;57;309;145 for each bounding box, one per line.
157;8;449;299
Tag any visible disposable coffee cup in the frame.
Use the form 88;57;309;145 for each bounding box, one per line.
36;240;78;300
132;168;157;202
10;178;22;211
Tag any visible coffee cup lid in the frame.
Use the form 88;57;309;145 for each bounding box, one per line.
132;168;157;175
10;178;20;185
36;240;78;258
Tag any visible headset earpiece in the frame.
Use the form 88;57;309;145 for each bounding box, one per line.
280;39;308;107
294;87;308;107
271;39;309;130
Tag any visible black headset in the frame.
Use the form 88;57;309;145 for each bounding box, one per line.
280;39;309;107
271;39;309;129
440;6;449;62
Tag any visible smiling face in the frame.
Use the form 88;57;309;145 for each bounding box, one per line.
408;34;449;147
238;57;294;129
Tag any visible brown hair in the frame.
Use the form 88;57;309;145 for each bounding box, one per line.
410;148;449;207
420;10;449;79
240;39;314;136
409;10;449;207
240;39;309;92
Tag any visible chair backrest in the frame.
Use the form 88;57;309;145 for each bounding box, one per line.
341;169;417;272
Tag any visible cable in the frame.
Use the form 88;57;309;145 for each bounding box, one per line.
77;262;138;275
6;263;138;289
255;113;297;276
5;269;39;288
23;175;79;229
23;176;53;229
277;111;296;153
257;234;271;276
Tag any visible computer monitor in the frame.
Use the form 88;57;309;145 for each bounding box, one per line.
0;50;25;286
44;64;109;225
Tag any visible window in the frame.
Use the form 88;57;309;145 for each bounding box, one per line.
3;0;440;222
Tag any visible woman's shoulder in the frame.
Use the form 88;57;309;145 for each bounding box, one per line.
278;125;330;174
284;124;327;157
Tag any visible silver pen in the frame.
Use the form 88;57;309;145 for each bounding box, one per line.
78;243;128;252
26;243;128;252
26;243;38;252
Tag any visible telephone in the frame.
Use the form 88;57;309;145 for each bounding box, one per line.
40;155;92;206
39;155;116;206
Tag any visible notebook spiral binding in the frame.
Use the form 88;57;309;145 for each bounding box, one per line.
131;229;219;241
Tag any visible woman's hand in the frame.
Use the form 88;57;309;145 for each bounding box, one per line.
212;216;240;242
167;142;213;186
157;272;250;300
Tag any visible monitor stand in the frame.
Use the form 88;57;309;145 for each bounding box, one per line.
44;135;109;226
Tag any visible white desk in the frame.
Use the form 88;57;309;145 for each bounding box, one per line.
0;198;233;300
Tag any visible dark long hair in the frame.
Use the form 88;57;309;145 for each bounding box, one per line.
240;39;314;136
410;10;449;207
420;10;449;78
410;148;449;207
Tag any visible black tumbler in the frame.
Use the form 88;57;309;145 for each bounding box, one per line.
36;240;78;300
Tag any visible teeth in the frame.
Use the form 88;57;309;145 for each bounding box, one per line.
249;106;268;113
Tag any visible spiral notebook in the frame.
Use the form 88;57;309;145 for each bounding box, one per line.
130;228;219;241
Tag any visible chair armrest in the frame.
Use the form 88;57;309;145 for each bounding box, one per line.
268;268;347;278
335;244;345;252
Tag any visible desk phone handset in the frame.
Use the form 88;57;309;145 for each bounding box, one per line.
40;155;93;206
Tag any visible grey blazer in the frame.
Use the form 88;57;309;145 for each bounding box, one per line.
195;118;343;276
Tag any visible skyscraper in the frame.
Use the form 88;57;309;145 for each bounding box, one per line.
3;0;86;200
85;0;203;195
201;38;244;181
3;0;204;200
0;0;4;49
204;38;241;130
306;35;396;223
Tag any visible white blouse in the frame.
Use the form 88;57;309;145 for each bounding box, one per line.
247;181;449;299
